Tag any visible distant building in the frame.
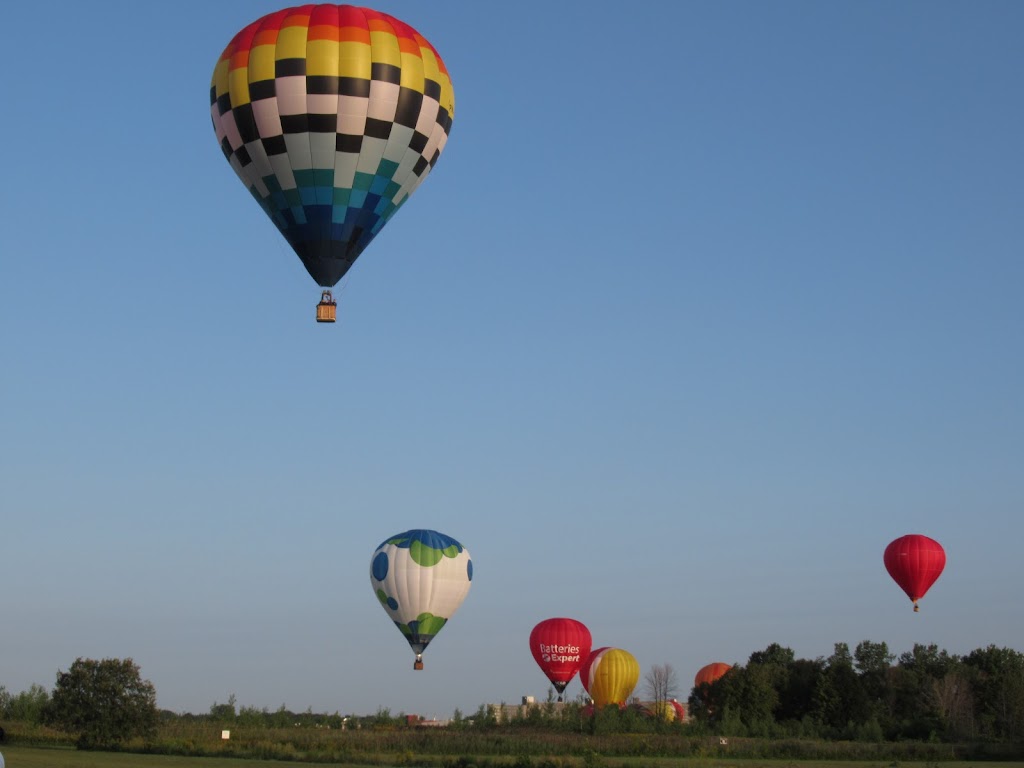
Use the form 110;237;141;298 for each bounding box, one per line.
489;697;570;723
404;714;452;728
488;696;689;724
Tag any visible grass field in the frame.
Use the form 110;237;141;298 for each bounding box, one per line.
0;744;360;767
4;745;1024;768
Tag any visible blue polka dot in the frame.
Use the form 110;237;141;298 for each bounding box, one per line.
372;551;390;582
387;596;399;610
467;559;473;582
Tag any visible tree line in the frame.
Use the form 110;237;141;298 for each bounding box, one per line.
688;641;1024;743
3;641;1023;750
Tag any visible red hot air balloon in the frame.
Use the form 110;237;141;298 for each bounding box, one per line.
529;618;592;701
884;534;946;612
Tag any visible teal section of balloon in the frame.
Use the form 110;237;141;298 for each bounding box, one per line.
369;529;472;659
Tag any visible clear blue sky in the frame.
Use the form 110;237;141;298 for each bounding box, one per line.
2;0;1022;719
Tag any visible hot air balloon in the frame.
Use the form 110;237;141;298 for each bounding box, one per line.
642;699;685;722
210;5;455;322
579;647;640;709
369;529;472;669
670;699;686;720
694;662;731;690
693;662;730;710
884;534;945;612
529;618;592;702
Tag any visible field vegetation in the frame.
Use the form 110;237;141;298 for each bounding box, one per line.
2;640;1023;765
2;705;1022;767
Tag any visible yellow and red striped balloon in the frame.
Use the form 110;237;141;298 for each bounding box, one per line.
580;647;640;708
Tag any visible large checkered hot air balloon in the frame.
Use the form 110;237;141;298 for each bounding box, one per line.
370;529;472;670
210;5;454;322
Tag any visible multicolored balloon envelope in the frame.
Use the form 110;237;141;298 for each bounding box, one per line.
579;647;640;709
694;662;731;690
210;5;455;315
369;529;472;669
529;618;592;700
884;534;946;612
643;699;685;721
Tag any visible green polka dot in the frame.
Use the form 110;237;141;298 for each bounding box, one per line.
416;613;448;635
409;540;443;567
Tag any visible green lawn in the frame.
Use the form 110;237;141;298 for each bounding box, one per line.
0;744;357;767
4;746;1024;768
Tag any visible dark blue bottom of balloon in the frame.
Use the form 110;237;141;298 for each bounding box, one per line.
398;627;435;656
278;205;383;287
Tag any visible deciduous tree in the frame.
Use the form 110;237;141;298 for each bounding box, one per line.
47;657;158;749
4;683;50;724
964;645;1024;740
644;663;679;711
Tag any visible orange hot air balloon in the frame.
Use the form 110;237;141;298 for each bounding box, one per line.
694;662;731;690
529;618;592;701
884;534;946;612
579;647;639;709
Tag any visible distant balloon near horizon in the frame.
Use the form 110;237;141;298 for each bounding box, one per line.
210;4;455;321
694;662;732;690
884;534;946;612
529;618;592;701
369;529;472;669
579;647;640;709
643;699;683;721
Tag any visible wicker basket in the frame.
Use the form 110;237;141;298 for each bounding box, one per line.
316;291;337;323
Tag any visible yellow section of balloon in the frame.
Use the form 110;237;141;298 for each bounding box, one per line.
589;648;640;708
647;701;676;721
